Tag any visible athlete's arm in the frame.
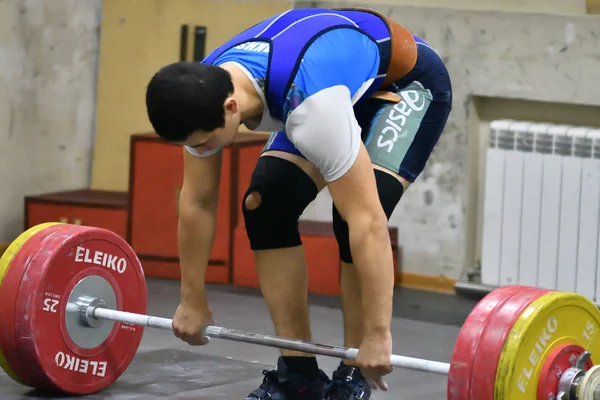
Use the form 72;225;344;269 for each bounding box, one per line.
177;147;223;304
328;145;394;328
285;85;395;335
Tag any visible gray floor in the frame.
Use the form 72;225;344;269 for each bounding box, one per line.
1;278;478;399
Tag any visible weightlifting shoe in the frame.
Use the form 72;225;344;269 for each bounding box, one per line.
246;357;330;400
325;363;372;400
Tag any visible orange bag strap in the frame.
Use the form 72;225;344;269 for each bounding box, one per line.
333;7;417;87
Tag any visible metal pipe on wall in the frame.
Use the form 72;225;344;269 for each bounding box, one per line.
454;281;498;299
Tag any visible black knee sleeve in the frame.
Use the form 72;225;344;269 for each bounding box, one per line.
332;169;404;263
242;156;318;250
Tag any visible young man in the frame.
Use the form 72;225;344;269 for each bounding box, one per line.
145;7;452;400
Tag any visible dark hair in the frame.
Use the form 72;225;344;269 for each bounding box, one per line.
145;61;234;142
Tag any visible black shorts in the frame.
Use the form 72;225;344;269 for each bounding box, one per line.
354;40;453;182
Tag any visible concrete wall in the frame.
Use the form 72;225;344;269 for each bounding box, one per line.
303;0;587;14
297;0;600;280
0;0;102;242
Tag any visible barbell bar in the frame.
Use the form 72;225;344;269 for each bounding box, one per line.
66;297;451;375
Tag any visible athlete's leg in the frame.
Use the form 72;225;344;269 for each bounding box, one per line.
243;132;329;399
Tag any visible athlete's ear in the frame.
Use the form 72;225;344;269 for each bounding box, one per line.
223;97;238;114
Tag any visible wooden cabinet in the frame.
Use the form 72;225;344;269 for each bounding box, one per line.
21;133;405;294
24;190;129;240
22;134;402;294
127;136;231;261
127;132;268;283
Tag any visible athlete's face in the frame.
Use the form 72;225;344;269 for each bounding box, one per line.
181;96;241;155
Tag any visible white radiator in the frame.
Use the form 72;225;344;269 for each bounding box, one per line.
480;120;600;300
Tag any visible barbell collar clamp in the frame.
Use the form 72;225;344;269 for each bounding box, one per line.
577;352;592;370
69;296;108;329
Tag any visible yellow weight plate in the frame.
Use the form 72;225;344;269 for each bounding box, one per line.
0;222;61;383
494;291;600;399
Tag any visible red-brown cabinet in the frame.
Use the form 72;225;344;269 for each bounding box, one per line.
24;190;129;240
127;132;268;283
21;131;401;296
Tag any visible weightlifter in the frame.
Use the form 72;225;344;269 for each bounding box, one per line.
145;7;452;400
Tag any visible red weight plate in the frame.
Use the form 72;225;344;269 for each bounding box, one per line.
0;223;70;390
14;225;147;395
537;344;592;400
448;285;547;400
469;286;553;399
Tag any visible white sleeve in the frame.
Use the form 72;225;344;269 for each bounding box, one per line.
284;85;361;182
184;145;222;158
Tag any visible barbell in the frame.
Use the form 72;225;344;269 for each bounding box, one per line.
2;222;600;399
